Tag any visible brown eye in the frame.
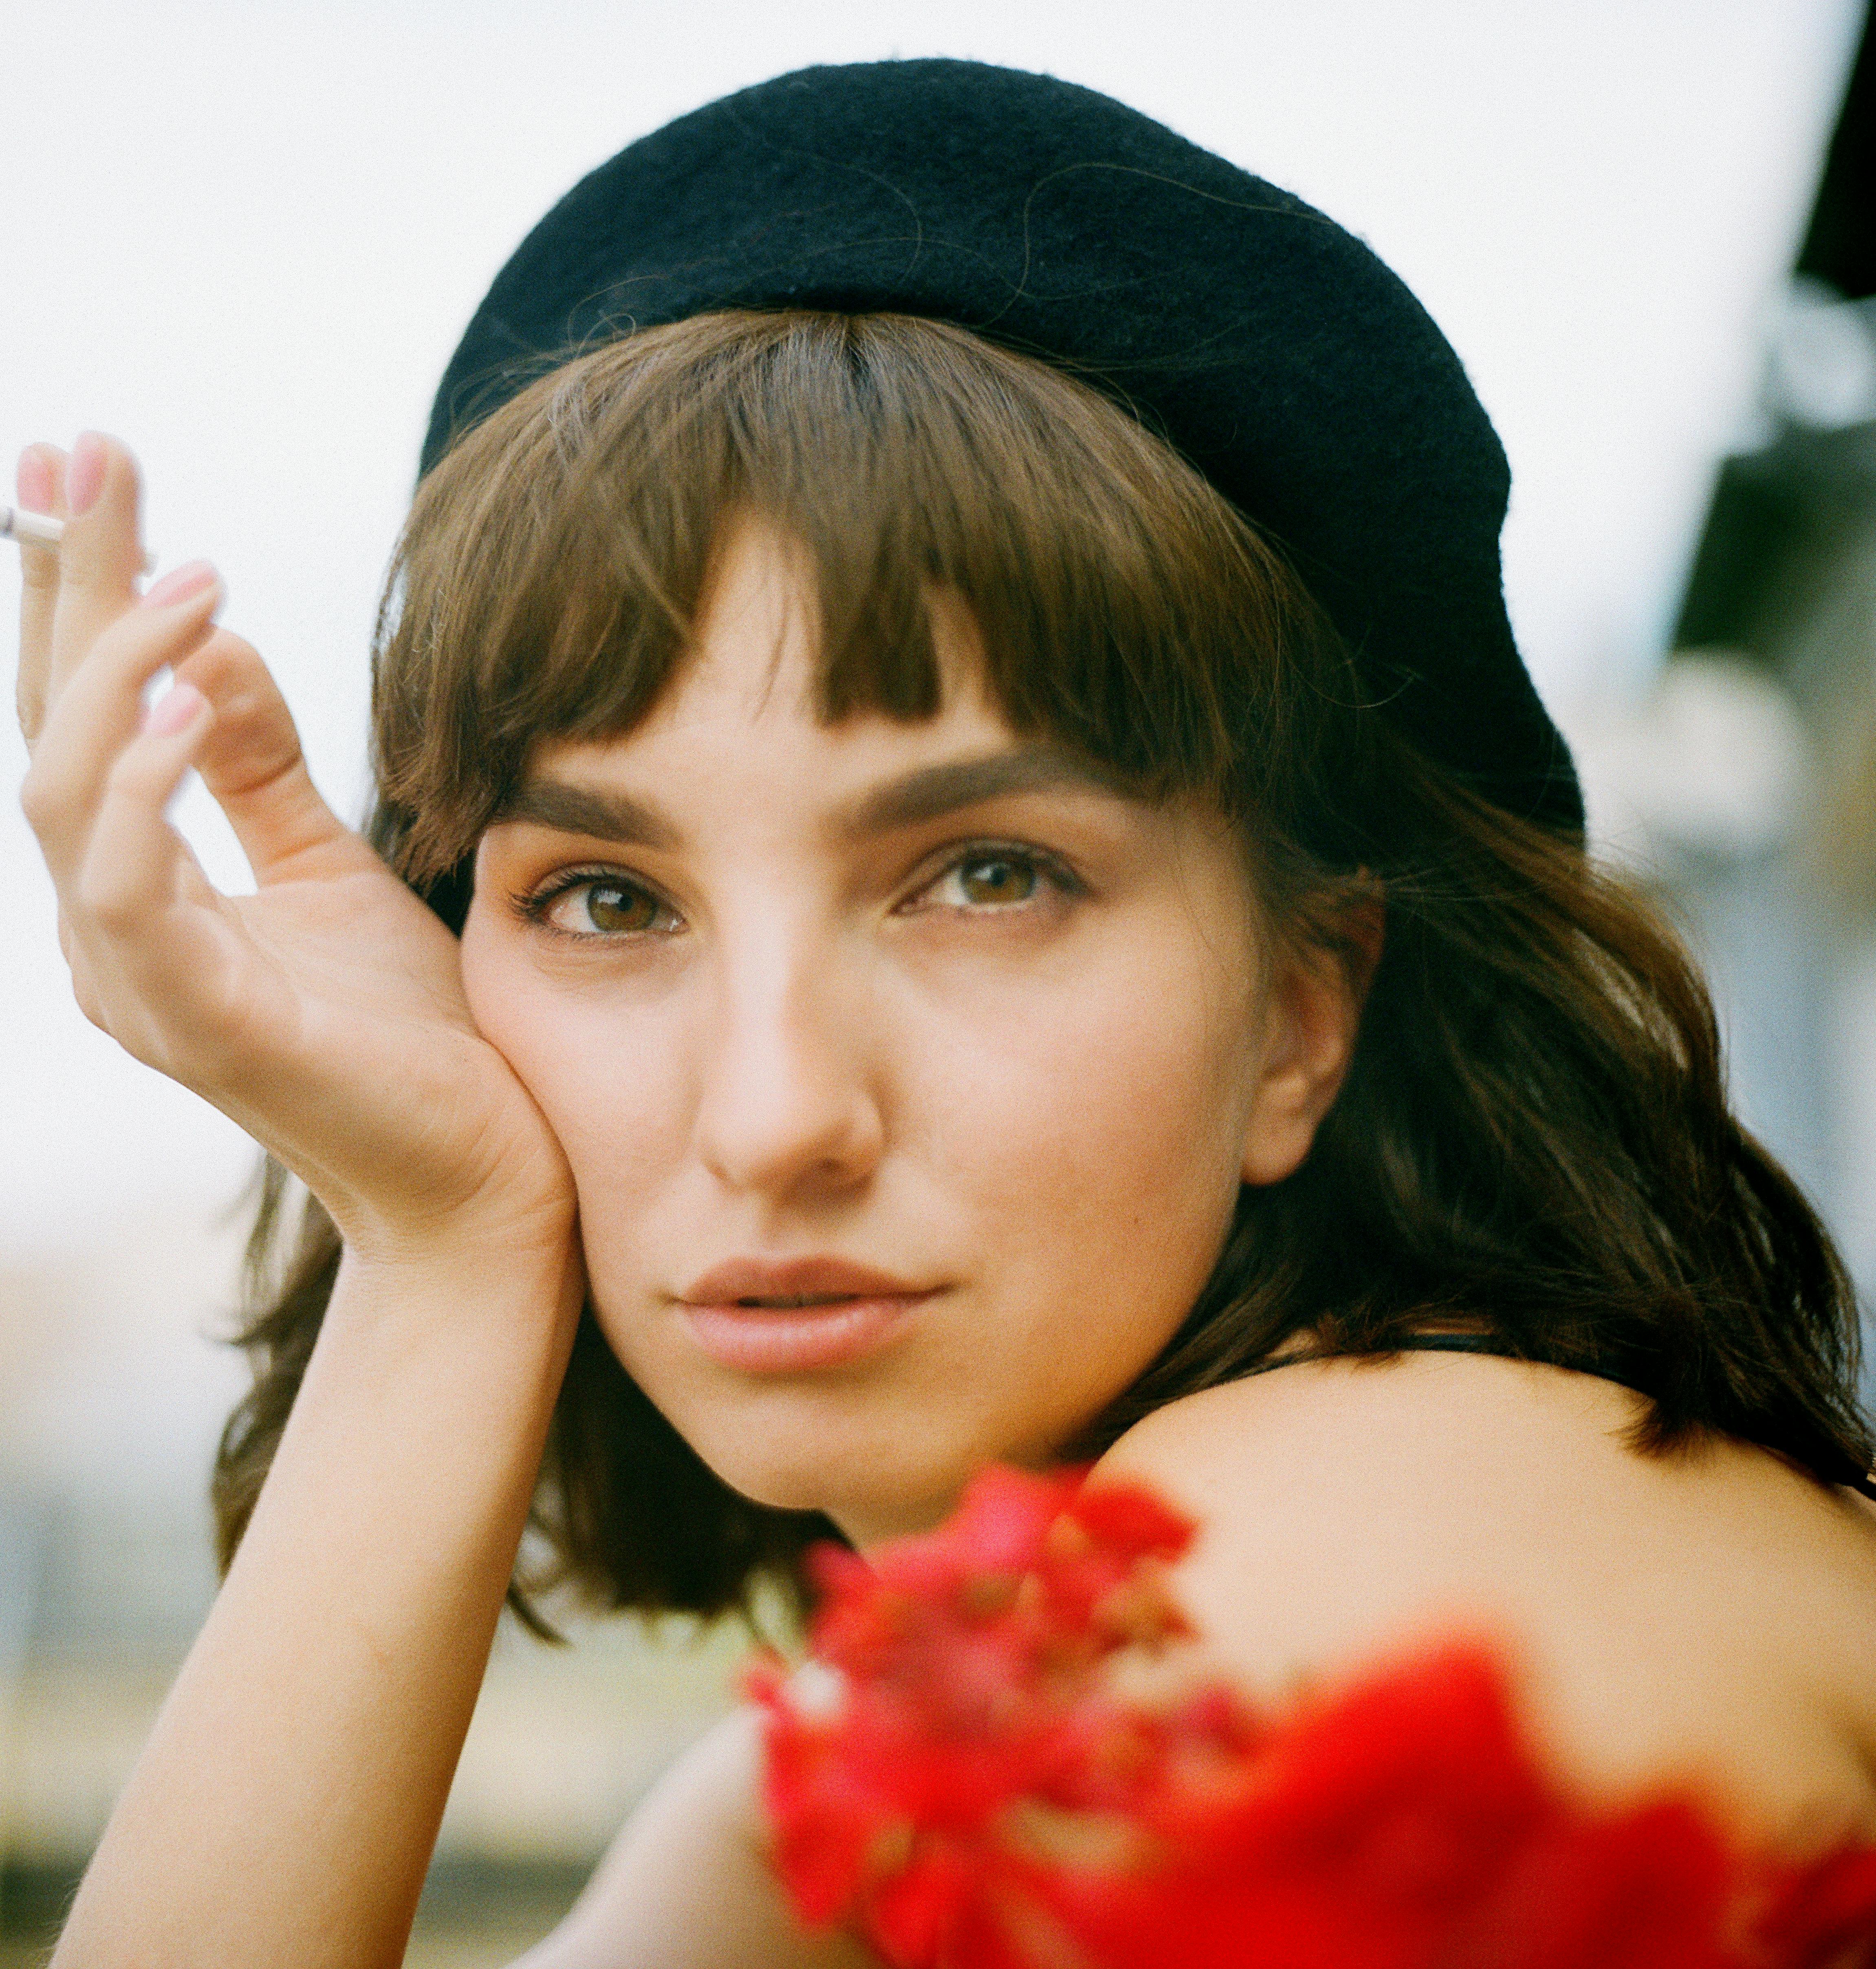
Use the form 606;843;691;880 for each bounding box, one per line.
955;854;1038;907
898;844;1079;918
579;882;661;934
527;877;672;937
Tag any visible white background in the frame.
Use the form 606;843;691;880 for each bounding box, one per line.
0;0;1861;1494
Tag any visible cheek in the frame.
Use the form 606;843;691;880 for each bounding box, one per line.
457;927;691;1209
914;939;1260;1306
459;891;1262;1350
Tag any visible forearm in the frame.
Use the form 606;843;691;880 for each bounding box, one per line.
53;1236;581;1969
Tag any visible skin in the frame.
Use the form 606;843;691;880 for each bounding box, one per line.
18;434;586;1969
13;436;1876;1969
461;514;1358;1549
1103;1357;1876;1856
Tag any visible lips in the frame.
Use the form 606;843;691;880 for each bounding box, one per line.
677;1256;941;1372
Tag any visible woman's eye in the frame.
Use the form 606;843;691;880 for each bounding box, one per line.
953;854;1037;906
921;849;1061;912
529;877;674;938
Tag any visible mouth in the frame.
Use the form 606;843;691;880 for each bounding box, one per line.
727;1292;877;1309
677;1257;942;1373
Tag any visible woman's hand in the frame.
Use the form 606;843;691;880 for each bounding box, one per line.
15;433;574;1264
20;436;586;1969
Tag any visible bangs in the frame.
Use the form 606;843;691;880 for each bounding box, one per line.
371;311;1336;892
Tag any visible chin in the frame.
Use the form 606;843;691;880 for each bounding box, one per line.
683;1410;984;1545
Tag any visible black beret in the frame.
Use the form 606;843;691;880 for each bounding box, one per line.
425;58;1581;833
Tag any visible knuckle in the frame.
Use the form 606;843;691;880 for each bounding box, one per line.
178;631;271;717
81;613;140;670
55;540;118;595
75;870;137;933
211;628;261;669
104;744;168;802
18;761;65;835
73;841;147;932
75;983;112;1035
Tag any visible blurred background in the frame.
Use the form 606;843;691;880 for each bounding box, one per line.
3;2;1874;1961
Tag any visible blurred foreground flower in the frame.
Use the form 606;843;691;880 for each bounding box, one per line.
749;1465;1876;1969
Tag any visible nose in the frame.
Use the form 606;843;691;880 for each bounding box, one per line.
691;922;886;1200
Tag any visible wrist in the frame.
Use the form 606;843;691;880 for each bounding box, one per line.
324;1216;586;1361
332;1188;579;1281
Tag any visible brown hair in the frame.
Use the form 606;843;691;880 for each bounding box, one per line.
214;312;1872;1630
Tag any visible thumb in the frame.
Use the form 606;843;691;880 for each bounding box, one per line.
175;629;373;885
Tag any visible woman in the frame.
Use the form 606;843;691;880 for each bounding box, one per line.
13;59;1876;1969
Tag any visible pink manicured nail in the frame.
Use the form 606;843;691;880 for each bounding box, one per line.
67;432;106;515
16;447;55;513
142;683;207;737
138;559;218;609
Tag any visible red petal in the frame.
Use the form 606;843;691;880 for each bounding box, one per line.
1757;1844;1876;1967
1067;1479;1196;1566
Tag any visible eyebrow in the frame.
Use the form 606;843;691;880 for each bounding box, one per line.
843;746;1132;835
489;744;1133;851
490;780;679;851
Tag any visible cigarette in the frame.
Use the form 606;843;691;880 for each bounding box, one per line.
2;506;158;573
0;505;63;550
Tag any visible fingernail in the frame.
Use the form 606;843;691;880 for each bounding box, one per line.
16;447;54;513
142;682;207;737
67;432;106;515
138;559;218;609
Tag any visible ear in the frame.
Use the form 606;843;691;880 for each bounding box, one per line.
1240;898;1382;1187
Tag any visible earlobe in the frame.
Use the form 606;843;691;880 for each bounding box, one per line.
1239;912;1378;1187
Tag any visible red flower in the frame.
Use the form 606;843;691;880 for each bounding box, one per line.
1755;1846;1876;1969
749;1464;1876;1969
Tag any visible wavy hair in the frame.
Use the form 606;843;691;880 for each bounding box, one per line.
214;312;1872;1630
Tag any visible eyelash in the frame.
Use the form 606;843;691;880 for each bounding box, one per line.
511;843;1085;941
903;843;1085;916
512;865;679;940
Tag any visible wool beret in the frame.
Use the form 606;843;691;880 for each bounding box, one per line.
425;58;1581;833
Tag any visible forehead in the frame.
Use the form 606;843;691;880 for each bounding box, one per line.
486;509;1262;945
530;512;1019;791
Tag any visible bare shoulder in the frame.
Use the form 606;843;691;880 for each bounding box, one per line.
1096;1355;1876;1852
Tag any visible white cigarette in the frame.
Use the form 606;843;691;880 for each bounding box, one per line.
2;506;157;573
0;505;64;549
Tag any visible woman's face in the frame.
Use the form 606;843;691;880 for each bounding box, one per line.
462;514;1347;1546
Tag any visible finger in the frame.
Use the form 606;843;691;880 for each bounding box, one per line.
21;566;225;877
57;925;108;1037
172;629;370;885
52;906;117;1039
75;681;215;937
15;443;66;741
48;432;148;706
70;684;233;1070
